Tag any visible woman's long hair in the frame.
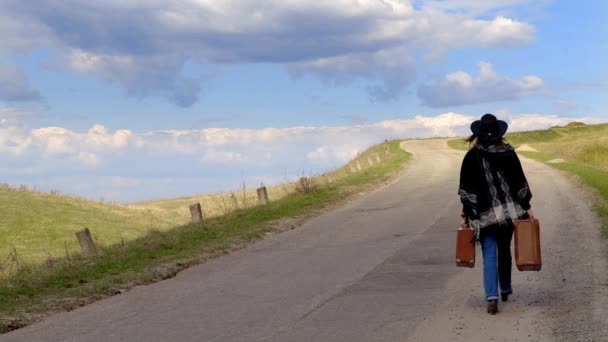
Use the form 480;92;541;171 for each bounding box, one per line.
465;135;507;149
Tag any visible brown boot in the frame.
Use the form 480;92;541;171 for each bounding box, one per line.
487;300;498;315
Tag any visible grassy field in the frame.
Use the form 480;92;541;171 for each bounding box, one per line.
448;122;608;171
0;140;410;332
0;141;395;267
448;122;608;237
128;142;394;226
0;187;177;265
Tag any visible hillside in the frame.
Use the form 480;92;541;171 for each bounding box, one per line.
128;140;392;222
0;140;409;333
449;122;608;172
0;187;176;265
0;140;401;267
506;122;608;172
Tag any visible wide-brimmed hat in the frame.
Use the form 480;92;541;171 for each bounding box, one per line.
471;113;508;142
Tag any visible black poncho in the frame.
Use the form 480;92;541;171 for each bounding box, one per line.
458;144;532;236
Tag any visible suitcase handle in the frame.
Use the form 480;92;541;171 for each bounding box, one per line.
527;209;535;220
458;225;477;243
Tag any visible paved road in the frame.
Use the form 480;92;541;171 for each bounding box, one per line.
3;140;608;341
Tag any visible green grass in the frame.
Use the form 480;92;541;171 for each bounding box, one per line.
0;187;177;264
448;122;608;239
0;140;410;332
0;139;401;266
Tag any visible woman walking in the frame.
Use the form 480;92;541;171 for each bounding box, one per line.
458;113;533;315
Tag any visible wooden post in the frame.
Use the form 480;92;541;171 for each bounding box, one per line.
230;193;238;210
189;203;204;223
257;186;269;205
75;228;97;256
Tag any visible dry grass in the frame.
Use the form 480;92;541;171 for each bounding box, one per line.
126;141;392;223
533;137;608;172
0;140;393;267
450;123;608;172
0;185;177;265
0;140;409;333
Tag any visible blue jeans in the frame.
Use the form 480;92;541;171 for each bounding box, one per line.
480;226;514;300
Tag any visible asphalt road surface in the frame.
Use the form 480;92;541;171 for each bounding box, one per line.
4;140;608;341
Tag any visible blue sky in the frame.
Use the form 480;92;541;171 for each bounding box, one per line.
0;0;606;201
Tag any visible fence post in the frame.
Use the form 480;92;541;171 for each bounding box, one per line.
189;203;204;223
257;186;269;205
75;228;97;256
230;193;238;210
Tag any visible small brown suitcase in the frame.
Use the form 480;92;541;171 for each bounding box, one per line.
514;218;542;271
456;225;476;268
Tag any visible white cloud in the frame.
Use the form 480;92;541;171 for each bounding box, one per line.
3;111;599;168
413;112;476;136
3;111;600;201
86;125;132;149
0;119;31;155
465;16;535;47
306;145;361;164
508;114;601;131
418;62;547;107
0;0;538;105
75;151;101;167
202;149;249;163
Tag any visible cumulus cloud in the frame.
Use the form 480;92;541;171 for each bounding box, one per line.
0;119;31;156
0;63;43;102
0;110;599;201
289;48;416;102
75;151;101;167
418;62;547;107
67;49;202;107
508;114;602;131
2;111;584;168
0;0;538;105
306;145;361;163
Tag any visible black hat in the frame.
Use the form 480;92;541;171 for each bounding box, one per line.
471;113;508;143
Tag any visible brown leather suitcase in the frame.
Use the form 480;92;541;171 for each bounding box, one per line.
514;218;542;271
456;226;476;268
